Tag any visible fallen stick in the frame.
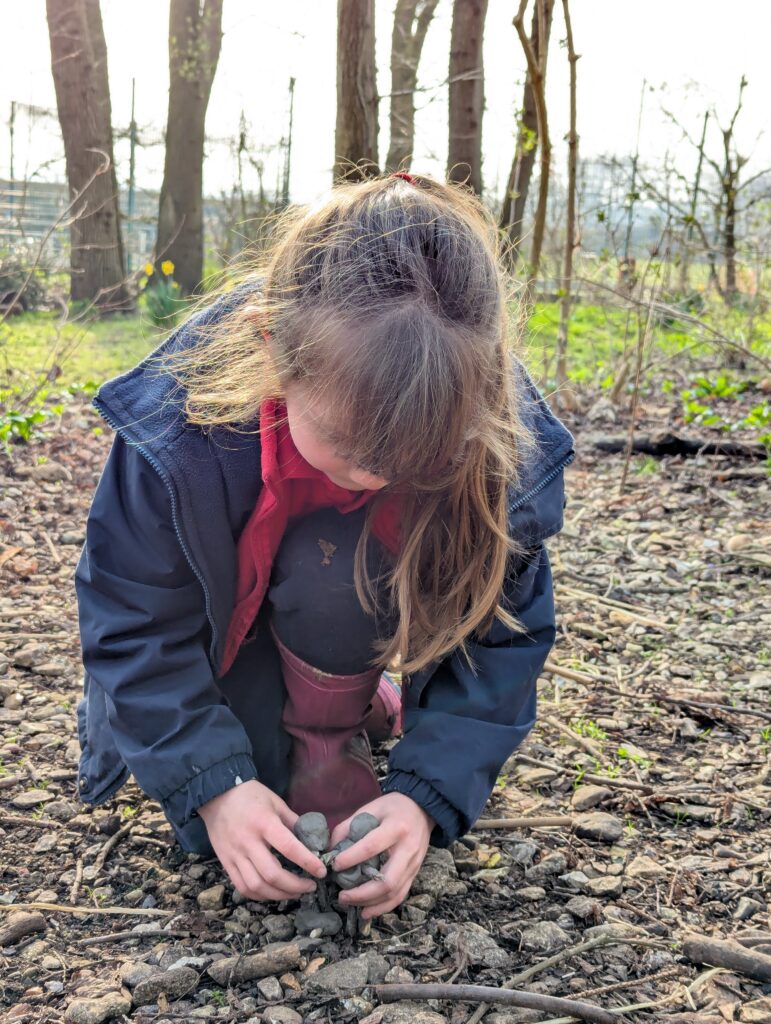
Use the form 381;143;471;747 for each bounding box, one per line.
0;901;172;918
74;927;191;946
371;982;616;1024
682;933;771;982
91;823;133;878
473;815;572;830
544;714;604;759
514;753;653;793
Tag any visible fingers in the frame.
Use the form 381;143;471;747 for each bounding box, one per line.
331;823;396;872
338;846;412;911
252;845;319;898
268;824;328;880
227;860;292;904
329;813;354;849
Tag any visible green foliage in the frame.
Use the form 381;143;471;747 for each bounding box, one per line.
572;718;607;742
141;261;189;328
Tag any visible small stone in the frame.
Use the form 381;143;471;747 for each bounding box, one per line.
196;884;225;911
574;812;624;843
445;922;509;968
515;886;546;902
294;908;342;936
0;911;46;946
516;765;558;786
559;870;589;891
741;996;771;1022
524;851;567;881
384;965;414;983
571;785;612;811
362;1002;448;1024
306;954;370;993
65;990;132;1024
10;789;55;809
263;914;296;941
349;812;380;841
585;875;624;898
520;921;569;952
132;967;199;1005
507;841;539;867
119;962;158;988
262;1008;303;1024
565;895;602;921
584;922;641;941
30;461;71;482
411;847;466;897
256;976;283;1002
626;854;667;879
734;896;763;920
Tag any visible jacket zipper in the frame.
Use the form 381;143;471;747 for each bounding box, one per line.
509;448;576;513
92;397;219;666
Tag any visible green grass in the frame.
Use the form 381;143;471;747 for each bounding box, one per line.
0;311;161;394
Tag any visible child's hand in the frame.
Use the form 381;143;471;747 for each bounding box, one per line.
329;793;434;920
197;780;327;901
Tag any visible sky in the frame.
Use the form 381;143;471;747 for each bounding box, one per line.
2;0;769;205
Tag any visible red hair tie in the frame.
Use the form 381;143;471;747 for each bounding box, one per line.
391;171;416;184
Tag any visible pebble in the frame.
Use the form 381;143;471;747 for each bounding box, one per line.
565;895;602;921
262;1007;303;1024
384;965;414;983
524;851;567;881
0;911;46;946
132;968;198;1005
515;886;546;902
10;789;56;809
520;921;570;952
294;908;342;936
64;990;132;1024
734;896;764;920
445;922;510;968
261;1009;303;1024
516;765;558;786
362;1002;448;1024
196;884;225;911
256;976;283;1001
559;870;590;891
411;847;467;897
507;840;539;866
119;963;157;988
206;940;312;985
571;785;613;811
573;812;624;843
585;875;624;898
626;854;667;879
263;914;296;941
306;954;371;993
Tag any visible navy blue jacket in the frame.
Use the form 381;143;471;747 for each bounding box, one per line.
74;283;575;850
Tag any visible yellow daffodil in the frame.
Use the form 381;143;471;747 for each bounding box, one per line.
161;260;175;276
144;262;154;276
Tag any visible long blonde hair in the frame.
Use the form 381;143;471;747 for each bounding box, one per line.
156;173;537;673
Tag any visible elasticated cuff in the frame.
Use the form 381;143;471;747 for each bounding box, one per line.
381;769;464;848
161;752;258;830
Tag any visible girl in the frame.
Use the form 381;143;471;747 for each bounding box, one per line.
74;172;575;921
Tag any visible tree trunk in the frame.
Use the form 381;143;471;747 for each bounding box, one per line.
513;0;552;284
500;0;554;264
335;0;379;181
554;0;579;412
46;0;131;312
447;0;488;195
385;0;439;172
157;0;223;295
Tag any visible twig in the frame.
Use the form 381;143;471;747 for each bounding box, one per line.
0;901;172;918
473;815;572;830
372;982;616;1024
73;928;191;947
91;823;133;878
69;857;84;905
544;714;604;759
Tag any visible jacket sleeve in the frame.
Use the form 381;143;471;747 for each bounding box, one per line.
381;469;566;848
74;433;258;830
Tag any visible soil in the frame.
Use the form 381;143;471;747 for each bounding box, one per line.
0;386;769;1024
